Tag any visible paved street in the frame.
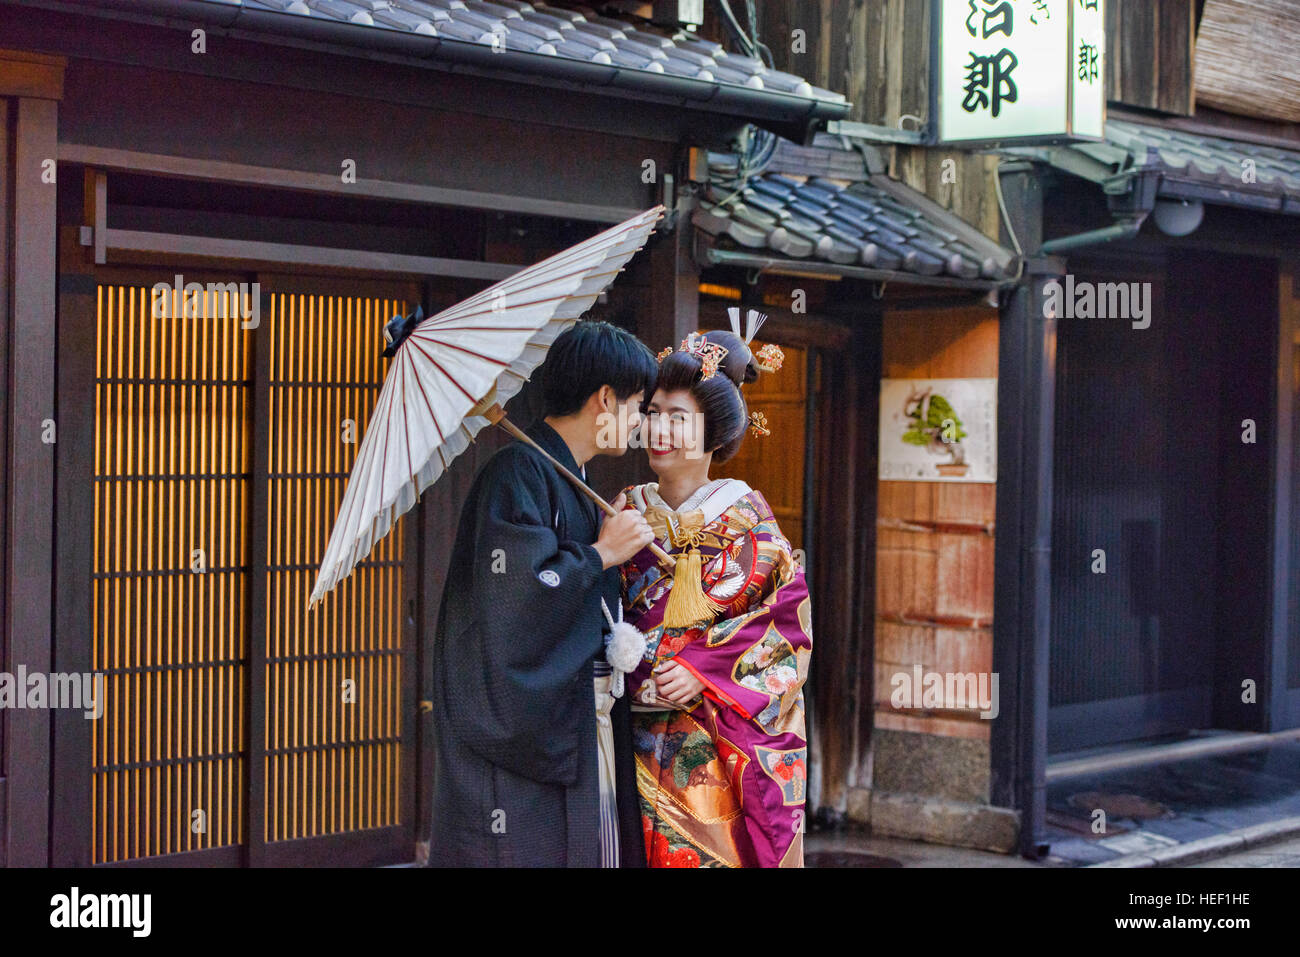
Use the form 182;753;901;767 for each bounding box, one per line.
806;830;1045;867
1192;836;1300;868
1042;738;1300;866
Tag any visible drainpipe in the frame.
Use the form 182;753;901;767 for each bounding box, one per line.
1040;214;1147;255
994;258;1063;861
1040;170;1159;255
991;163;1154;859
991;161;1060;861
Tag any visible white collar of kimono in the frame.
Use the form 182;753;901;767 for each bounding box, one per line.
633;477;752;526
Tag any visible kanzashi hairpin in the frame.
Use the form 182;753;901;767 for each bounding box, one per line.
697;343;728;379
749;411;771;438
656;346;673;362
676;333;729;380
756;343;785;373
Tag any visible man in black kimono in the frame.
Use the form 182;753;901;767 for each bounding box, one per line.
428;321;657;867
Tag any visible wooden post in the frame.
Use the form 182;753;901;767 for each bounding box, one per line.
990;161;1058;858
644;192;699;357
50;220;97;866
4;74;63;866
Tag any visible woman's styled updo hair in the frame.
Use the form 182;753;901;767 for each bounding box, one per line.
653;329;759;463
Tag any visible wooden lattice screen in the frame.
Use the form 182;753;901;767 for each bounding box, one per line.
92;283;408;864
265;293;405;843
92;284;251;863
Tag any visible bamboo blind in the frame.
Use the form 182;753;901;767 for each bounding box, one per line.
265;293;406;842
92;284;251;863
1196;0;1300;123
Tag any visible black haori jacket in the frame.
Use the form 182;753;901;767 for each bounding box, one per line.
428;420;645;867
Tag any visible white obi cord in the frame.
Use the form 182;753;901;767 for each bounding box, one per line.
600;596;647;700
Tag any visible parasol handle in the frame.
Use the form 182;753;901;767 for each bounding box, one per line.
475;402;673;567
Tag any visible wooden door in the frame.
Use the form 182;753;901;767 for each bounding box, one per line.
60;267;419;865
254;276;420;866
723;345;808;552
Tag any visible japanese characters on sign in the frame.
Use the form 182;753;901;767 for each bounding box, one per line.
937;0;1106;144
1070;0;1105;138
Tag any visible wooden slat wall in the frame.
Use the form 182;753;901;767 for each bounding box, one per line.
265;294;405;842
762;0;929;129
874;307;998;741
92;284;250;863
757;0;1197;239
92;284;410;863
762;0;1196;121
762;0;1003;239
892;150;1004;245
1108;0;1197;116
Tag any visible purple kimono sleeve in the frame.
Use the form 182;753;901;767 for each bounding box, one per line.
674;544;812;724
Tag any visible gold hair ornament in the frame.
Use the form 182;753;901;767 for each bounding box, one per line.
749;411;771;438
755;343;785;373
669;333;729;381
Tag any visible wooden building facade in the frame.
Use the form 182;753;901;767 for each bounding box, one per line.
0;0;852;866
696;0;1300;857
4;0;1297;869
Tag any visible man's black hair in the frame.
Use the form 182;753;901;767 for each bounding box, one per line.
541;320;658;417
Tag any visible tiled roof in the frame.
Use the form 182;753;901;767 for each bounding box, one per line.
694;141;1018;284
1018;118;1300;214
1107;119;1300;205
234;0;845;105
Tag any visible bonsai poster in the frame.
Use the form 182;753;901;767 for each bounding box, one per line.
878;378;997;483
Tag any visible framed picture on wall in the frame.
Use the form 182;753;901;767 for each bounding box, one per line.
879;377;998;483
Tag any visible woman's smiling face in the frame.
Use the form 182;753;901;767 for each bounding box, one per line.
644;387;707;473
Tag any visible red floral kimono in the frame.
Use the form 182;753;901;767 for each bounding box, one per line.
618;478;813;868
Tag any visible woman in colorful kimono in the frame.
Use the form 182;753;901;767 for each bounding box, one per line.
616;316;813;868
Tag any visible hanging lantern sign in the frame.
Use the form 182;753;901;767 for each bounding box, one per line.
934;0;1106;146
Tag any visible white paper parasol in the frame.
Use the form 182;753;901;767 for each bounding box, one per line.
309;205;667;607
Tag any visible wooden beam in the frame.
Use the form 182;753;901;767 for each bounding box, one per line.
102;228;521;281
92;171;106;265
0;48;65;100
59;144;643;224
991;261;1062;856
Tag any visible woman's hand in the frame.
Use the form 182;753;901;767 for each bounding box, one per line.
655;659;705;705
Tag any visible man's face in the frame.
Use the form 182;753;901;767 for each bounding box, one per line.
593;389;645;456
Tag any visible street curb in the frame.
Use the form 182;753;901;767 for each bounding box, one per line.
1048;728;1300;781
1087;815;1300;868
